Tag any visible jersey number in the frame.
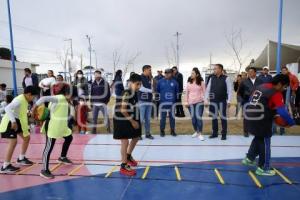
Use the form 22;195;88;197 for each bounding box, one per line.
250;90;262;105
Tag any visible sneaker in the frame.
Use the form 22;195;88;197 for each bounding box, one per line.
160;130;165;137
255;167;276;176
192;132;199;138
241;157;256;167
198;134;205;141
17;157;34;166
244;132;249;137
171;130;177;137
0;164;20;174
58;157;73;165
146;134;154;140
120;165;136;176
107;126;111;133
221;135;227;140
209;134;218;139
139;136;143;140
127;156;138;167
40;170;55;179
79;131;85;135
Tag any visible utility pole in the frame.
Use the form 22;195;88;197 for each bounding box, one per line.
276;0;283;74
86;35;92;81
93;50;98;69
65;38;73;59
209;52;212;72
174;32;182;70
7;0;18;96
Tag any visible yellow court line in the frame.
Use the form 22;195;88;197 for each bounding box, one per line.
68;163;85;176
141;166;150;179
105;165;118;178
174;166;182;181
214;168;225;185
16;163;38;175
50;163;63;172
248;171;263;188
273;168;293;185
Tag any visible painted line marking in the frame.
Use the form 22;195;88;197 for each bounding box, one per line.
16;163;38;175
68;163;84;176
214;168;225;185
273;168;293;184
141;166;150;180
50;163;63;172
175;166;182;181
105;165;118;178
248;171;263;188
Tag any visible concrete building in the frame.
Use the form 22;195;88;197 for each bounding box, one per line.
0;59;38;89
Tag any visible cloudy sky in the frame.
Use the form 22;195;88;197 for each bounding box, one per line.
0;0;299;75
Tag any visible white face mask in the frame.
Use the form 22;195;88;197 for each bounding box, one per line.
77;74;83;79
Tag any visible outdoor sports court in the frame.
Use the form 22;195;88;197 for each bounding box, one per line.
1;134;300;200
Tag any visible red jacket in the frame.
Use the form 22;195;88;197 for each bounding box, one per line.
288;73;299;92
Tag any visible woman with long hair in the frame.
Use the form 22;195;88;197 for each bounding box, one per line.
185;67;206;140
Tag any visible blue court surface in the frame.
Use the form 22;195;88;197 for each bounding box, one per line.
0;135;300;200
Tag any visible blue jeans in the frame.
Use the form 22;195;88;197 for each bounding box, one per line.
139;102;152;135
209;101;227;136
92;104;110;134
160;106;175;131
188;103;204;133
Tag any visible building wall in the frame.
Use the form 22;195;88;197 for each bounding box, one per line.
0;59;36;89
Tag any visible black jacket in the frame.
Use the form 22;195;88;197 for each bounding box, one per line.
238;77;263;103
22;73;39;89
90;79;111;104
174;72;183;92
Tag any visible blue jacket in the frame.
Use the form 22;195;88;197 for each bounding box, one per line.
157;78;179;105
258;74;273;83
113;75;124;97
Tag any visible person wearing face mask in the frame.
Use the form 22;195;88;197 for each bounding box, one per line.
73;70;88;103
90;70;111;134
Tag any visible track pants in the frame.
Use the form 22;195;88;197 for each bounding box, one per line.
42;120;73;171
246;136;271;170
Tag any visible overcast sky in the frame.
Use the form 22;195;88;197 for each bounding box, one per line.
0;0;300;75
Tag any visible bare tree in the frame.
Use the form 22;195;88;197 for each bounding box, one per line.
225;27;251;73
112;48;122;75
165;43;177;67
57;48;70;79
123;51;141;79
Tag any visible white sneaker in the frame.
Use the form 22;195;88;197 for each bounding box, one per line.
192;132;199;138
198;134;205;141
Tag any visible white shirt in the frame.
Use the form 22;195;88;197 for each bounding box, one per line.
24;76;33;87
0;90;7;102
250;78;256;85
5;98;21;123
39;77;56;92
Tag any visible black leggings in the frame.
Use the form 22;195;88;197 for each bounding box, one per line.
42;120;73;171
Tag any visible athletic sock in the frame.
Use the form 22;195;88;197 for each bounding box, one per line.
19;154;25;160
127;154;132;160
121;163;127;169
3;162;10;168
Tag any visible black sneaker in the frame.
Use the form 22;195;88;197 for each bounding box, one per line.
209;134;218;139
160;130;165;137
146;134;154;140
40;170;55;179
58;157;73;165
221;135;227;140
0;164;20;174
244;132;249;137
171;130;177;137
17;157;34;166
